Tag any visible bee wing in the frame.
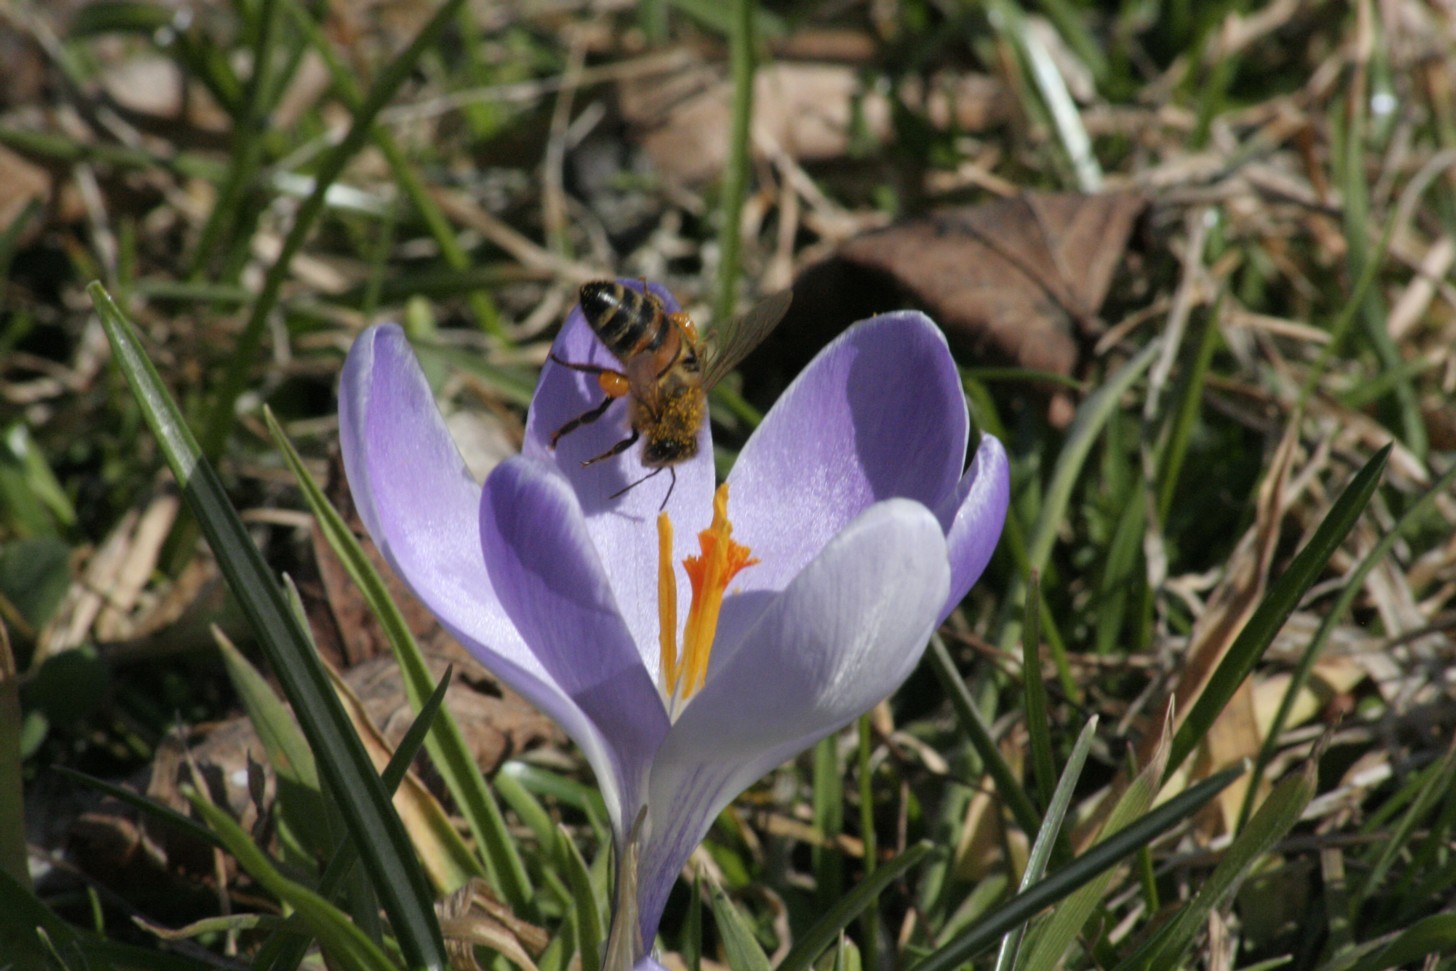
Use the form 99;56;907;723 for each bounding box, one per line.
700;288;793;388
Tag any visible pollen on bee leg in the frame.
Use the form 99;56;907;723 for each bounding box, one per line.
598;371;630;397
668;310;698;344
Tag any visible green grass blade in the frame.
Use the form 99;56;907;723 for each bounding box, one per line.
907;767;1241;971
827;936;862;971
1359;740;1456;909
0;631;42;971
708;879;772;971
0;867;220;971
992;717;1097;971
1020;572;1056;812
1001;341;1161;697
1156;303;1219;525
777;842;937;971
188;792;398;971
1116;759;1315;971
927;634;1043;841
1341;914;1456;971
492;764;563;856
266;407;532;910
1242;456;1456;828
90;282;448;970
558;827;604;971
1020;719;1171;971
854;714;878;963
198;0;468;461
259;666;453;971
51;766;219;850
186;0;283;280
1092;491;1145;656
272;0;503;334
215;629;332;860
1026;341;1160;576
1166;443;1391;782
713;0;757;324
812;735;845;910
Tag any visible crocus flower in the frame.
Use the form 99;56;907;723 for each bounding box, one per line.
339;281;1009;968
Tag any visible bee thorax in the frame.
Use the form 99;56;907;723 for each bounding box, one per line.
637;390;704;466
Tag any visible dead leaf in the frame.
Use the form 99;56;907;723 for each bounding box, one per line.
69;650;557;897
439;877;548;971
833;192;1146;376
952;727;1028;882
766;192;1145;425
0;146;50;244
1252;656;1366;735
328;661;480;893
99;55;232;138
618;60;1010;186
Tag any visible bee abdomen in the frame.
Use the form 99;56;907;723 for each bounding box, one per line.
579;281;667;358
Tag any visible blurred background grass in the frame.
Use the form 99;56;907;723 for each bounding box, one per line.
2;0;1455;968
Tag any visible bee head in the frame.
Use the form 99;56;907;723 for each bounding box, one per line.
643;436;697;467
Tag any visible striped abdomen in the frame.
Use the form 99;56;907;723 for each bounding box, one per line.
578;281;675;361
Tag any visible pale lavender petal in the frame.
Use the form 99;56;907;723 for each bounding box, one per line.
633;500;950;937
522;280;714;672
939;433;1011;623
340;325;552;684
728;312;969;593
479;456;669;832
341;327;649;823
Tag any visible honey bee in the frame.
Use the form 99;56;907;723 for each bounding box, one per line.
549;280;792;508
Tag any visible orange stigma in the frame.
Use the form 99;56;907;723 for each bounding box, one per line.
656;483;758;714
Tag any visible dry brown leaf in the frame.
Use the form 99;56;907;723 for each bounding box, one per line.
769;192;1145;425
1194;679;1263;835
1252;656;1366;736
1151;420;1301;770
439;877;548;971
328;662;477;893
69;650;557;897
952;727;1028;882
618;60;1010;185
99;55;231;137
833;192;1146;376
0;145;50;244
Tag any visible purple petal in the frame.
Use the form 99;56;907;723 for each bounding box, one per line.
340;325;533;675
479;456;669;831
523;280;715;659
728;311;968;593
939;434;1011;622
633;500;950;937
341;327;652;821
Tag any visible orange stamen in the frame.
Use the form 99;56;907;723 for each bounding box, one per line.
656;512;678;691
656;483;759;713
678;484;758;701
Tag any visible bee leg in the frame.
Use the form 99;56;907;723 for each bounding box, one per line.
609;465;674;510
549;353;615;377
551;355;633;390
550;395;617;449
582;429;640;467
